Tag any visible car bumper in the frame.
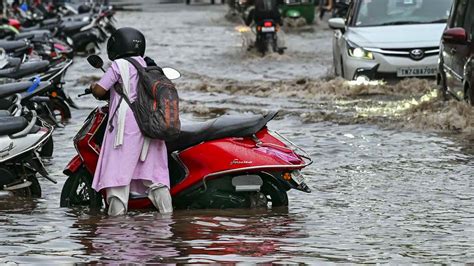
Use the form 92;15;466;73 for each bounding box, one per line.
343;53;438;81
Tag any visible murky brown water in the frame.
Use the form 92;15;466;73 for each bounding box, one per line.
0;3;473;264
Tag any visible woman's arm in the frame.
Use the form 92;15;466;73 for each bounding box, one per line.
92;62;119;99
91;82;108;99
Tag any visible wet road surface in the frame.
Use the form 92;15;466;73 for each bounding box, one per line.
0;3;473;264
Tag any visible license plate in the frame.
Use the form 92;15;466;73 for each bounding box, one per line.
397;66;437;77
292;171;306;185
261;27;275;33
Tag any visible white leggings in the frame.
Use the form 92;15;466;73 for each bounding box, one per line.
106;180;173;216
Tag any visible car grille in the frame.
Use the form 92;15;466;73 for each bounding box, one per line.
367;46;439;61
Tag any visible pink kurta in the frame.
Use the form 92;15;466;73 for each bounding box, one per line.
92;56;170;193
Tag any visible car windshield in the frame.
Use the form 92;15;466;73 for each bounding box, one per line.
355;0;453;27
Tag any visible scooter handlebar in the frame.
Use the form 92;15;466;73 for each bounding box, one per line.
78;88;92;97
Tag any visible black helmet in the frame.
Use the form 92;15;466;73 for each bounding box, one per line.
107;27;146;61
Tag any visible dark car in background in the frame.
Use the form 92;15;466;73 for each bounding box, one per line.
438;0;474;105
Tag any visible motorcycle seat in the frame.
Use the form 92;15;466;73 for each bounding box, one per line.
166;111;278;152
0;40;29;53
0;81;34;98
61;21;89;33
0;116;28;136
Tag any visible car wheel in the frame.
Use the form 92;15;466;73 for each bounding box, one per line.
466;85;474;106
332;53;338;76
438;65;450;101
340;56;345;79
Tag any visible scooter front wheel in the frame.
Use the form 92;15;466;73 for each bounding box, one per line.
60;168;103;209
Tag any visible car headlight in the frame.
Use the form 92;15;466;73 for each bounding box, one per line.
347;45;374;60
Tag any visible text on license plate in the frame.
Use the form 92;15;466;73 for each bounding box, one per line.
397;67;437;77
292;171;306;185
262;27;275;32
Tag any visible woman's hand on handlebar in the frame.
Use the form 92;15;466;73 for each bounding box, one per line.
90;83;109;100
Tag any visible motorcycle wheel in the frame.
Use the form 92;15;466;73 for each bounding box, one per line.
60;168;103;209
50;98;71;123
12;176;42;198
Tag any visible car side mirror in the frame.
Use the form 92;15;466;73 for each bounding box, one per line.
443;28;468;44
328;18;346;30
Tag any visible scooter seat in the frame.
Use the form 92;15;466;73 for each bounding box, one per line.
166;111;278;152
61;21;89;34
0;81;34;98
0;60;50;79
0;40;29;53
20;24;41;32
0;116;28;135
14;30;52;41
0;110;11;116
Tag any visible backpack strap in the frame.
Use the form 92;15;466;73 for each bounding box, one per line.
108;83;134;132
123;57;144;71
123;57;165;75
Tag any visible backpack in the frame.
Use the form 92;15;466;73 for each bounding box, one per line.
112;57;181;141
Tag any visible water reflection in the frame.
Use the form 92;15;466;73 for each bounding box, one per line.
68;207;310;263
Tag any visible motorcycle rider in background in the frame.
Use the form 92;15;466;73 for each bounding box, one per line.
245;0;282;27
90;27;173;216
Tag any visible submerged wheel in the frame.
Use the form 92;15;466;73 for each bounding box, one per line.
60;168;102;209
248;178;288;208
438;66;451;101
50;98;71;123
11;176;42;198
466;85;474;106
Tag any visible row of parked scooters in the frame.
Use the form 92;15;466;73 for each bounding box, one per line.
0;0;116;197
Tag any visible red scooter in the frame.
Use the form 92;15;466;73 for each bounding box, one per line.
60;55;312;210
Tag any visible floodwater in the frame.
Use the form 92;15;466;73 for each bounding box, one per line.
1;3;473;264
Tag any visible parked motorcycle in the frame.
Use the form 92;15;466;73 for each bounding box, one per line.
0;95;55;197
60;55;312;210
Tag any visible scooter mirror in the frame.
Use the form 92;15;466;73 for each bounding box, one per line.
162;67;181;80
87;55;104;69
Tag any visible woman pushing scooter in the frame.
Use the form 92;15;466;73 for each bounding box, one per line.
89;27;173;216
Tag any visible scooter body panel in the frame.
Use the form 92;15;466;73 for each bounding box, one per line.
0;129;49;163
172;128;305;195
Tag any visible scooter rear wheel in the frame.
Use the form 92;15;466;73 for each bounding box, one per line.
11;176;42;198
60;168;102;209
256;179;289;208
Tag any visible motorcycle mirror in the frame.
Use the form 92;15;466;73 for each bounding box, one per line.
162;67;181;80
87;55;104;69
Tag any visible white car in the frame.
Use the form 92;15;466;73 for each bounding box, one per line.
329;0;453;81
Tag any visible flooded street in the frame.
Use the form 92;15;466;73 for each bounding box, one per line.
1;3;473;264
